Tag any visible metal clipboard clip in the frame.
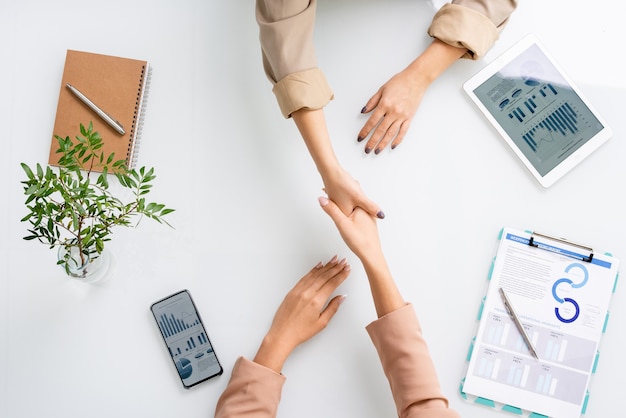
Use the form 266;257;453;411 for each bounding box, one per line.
528;231;594;263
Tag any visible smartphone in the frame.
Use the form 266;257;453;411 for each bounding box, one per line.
150;290;223;388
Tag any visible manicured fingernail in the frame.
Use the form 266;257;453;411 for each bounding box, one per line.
391;144;397;150
318;196;329;206
357;136;364;142
374;148;381;155
365;147;371;154
376;210;385;219
315;261;323;268
338;295;347;304
339;257;347;265
329;255;338;264
361;106;367;113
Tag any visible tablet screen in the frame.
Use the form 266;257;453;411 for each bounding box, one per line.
470;43;605;177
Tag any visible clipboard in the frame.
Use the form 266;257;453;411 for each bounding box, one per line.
459;227;620;418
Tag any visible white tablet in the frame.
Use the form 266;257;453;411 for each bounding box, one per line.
463;34;612;187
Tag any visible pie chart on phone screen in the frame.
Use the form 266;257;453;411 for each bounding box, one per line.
176;358;193;379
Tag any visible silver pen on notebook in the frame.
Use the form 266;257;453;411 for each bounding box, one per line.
66;83;126;135
498;287;539;360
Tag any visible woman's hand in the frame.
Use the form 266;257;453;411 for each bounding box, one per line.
358;67;426;154
322;166;385;219
253;256;350;373
318;196;383;263
357;39;467;154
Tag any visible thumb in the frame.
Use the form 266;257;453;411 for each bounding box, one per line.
318;196;344;224
361;197;385;220
362;90;382;114
319;294;347;327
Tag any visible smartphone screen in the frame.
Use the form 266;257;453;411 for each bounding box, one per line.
150;290;223;388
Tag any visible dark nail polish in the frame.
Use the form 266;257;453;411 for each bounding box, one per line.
357;136;364;142
391;144;397;150
376;211;385;219
374;148;381;155
365;147;371;154
361;106;367;113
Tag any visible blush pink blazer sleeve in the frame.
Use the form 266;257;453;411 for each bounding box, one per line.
366;304;461;418
214;357;285;418
215;304;459;418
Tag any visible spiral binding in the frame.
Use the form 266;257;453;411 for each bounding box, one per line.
127;63;152;169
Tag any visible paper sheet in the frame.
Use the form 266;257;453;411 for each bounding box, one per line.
463;228;619;418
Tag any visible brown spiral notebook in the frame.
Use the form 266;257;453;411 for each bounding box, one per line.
48;50;151;171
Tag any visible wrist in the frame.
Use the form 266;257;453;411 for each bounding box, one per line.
361;252;389;277
253;334;294;374
404;58;437;87
319;163;345;185
405;39;467;85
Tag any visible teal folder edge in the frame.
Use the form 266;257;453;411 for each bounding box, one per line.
458;227;619;417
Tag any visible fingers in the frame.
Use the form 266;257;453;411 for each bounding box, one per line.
319;294;347;327
318;196;350;233
360;90;381;117
392;121;410;150
366;120;400;155
319;194;384;222
319;258;350;297
357;90;382;142
298;256;350;329
316;255;351;294
315;259;349;328
360;112;412;154
358;110;383;144
300;254;350;295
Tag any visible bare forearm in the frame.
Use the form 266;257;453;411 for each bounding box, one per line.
405;39;467;86
292;108;341;181
253;334;292;374
361;254;404;318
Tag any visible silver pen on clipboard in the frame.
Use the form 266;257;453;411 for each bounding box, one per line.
66;83;126;135
499;287;539;360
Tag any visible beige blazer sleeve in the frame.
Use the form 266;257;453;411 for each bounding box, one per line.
366;304;460;418
428;0;518;59
256;0;517;117
214;357;286;418
256;0;334;118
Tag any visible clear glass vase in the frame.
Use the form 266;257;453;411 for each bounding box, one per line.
57;242;111;283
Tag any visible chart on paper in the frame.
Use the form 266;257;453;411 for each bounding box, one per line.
472;310;596;404
481;311;597;370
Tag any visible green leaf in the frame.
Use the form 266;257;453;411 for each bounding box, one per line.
24;184;38;195
21;163;35;180
95;238;104;253
147;203;165;213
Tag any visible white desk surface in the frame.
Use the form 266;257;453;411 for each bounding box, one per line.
1;1;625;417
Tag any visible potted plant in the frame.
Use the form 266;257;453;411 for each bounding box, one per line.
20;122;174;280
